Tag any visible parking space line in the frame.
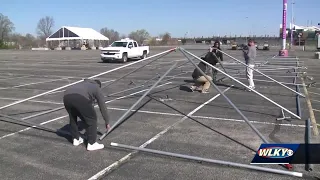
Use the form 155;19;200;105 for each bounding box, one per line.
0;75;34;81
311;99;320;103
0;97;63;105
309;91;320;96
0;77;70;90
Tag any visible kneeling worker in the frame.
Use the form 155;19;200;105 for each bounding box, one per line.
63;79;110;151
190;57;214;93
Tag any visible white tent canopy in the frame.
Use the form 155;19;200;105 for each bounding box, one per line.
46;26;109;41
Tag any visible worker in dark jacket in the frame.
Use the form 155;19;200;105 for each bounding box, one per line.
210;41;224;82
63;79;110;151
190;57;213;93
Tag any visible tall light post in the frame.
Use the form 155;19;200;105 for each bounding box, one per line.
245;17;248;42
279;0;288;56
290;0;295;49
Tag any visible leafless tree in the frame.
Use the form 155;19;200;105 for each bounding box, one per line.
160;32;171;45
36;16;55;38
100;28;120;43
0;13;15;41
128;29;150;45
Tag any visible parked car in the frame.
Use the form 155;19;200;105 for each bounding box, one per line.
100;38;150;63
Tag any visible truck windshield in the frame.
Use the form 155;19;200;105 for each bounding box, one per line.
110;42;127;47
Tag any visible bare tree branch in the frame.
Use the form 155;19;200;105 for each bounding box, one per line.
0;13;15;41
100;27;120;43
36;16;55;38
128;29;150;45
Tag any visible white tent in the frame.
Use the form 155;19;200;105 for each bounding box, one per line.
46;26;109;41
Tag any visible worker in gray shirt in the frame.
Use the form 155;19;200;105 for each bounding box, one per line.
63;79;110;151
243;39;256;90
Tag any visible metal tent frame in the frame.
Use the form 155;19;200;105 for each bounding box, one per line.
0;47;313;178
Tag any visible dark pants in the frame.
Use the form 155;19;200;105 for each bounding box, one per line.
63;94;97;144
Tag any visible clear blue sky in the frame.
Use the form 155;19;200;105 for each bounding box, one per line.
1;0;319;38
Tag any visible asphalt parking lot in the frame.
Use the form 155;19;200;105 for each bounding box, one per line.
0;46;319;180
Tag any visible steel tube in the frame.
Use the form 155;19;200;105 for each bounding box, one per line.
0;48;177;111
108;71;189;98
110;142;304;178
181;48;301;120
294;64;302;117
99;62;179;140
0;113;70;135
233;77;305;86
102;50;173;89
306;118;313;171
179;48;269;143
22;107;64;120
107;74;161;97
214;48;305;98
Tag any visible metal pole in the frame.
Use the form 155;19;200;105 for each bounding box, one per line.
110;142;304;178
107;73;161;97
290;0;295;48
108;71;189;97
181;48;301;120
179;48;269;143
22;106;64;120
99;62;179;140
0;113;70;136
102;50;173;89
214;48;305;98
305;118;313;171
0;48;177;111
233;77;305;87
294;62;302;117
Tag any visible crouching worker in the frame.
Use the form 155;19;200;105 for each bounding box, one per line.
190;58;213;93
63;79;110;151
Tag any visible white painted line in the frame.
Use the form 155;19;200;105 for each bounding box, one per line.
313;109;320;112
0;97;63;105
308;91;320;96
0;75;34;81
46;79;115;95
311;99;320;103
0;77;70;90
88;86;233;180
0;82;172;140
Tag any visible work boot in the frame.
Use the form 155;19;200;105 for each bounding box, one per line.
87;142;104;151
73;137;84;146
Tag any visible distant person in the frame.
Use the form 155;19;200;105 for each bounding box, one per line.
190;56;214;93
242;39;256;90
63;79;110;151
210;41;224;82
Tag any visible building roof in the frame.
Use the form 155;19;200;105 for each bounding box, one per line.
46;26;109;41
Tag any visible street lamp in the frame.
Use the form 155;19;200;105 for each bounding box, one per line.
290;0;295;48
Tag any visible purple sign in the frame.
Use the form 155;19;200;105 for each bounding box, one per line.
282;0;287;40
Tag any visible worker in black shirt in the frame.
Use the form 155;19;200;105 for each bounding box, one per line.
210;41;223;82
63;79;110;151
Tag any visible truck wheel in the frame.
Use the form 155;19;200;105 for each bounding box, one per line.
122;53;128;63
140;51;147;59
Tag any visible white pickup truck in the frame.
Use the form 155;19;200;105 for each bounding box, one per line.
100;38;150;63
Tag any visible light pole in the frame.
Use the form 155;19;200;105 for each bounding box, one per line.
245;17;248;42
290;0;295;49
279;0;288;56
